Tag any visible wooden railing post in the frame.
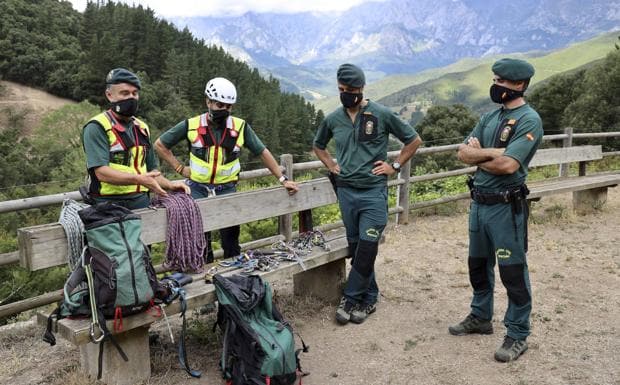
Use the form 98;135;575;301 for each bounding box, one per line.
278;154;294;241
397;156;411;225
559;126;573;177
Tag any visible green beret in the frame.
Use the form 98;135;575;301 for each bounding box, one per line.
492;58;535;81
337;63;366;88
106;68;141;89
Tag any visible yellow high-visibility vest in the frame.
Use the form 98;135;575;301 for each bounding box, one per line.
86;110;150;195
187;113;245;184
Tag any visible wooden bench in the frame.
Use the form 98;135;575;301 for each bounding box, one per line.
18;178;348;385
526;145;620;213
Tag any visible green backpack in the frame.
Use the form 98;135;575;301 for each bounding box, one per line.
214;274;308;385
44;202;162;379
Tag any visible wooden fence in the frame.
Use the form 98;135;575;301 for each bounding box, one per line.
0;128;619;317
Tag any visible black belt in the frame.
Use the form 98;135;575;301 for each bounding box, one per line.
470;185;529;205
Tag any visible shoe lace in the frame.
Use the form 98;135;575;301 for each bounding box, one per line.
501;336;516;350
464;314;479;326
339;297;354;312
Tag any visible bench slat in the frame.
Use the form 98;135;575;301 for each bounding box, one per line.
528;174;620;199
38;236;348;346
19;178;337;271
529;145;602;168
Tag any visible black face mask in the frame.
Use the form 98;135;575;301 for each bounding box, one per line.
490;84;524;104
110;98;138;117
340;91;363;108
209;109;230;128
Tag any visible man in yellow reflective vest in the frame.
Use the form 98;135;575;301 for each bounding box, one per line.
155;77;299;262
82;68;189;210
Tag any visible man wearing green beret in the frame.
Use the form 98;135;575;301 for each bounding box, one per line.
81;68;189;210
450;58;543;362
313;63;422;325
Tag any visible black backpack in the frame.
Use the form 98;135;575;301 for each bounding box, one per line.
214;274;308;385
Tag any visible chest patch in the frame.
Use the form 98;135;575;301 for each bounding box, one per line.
359;112;379;142
493;118;518;148
364;119;374;135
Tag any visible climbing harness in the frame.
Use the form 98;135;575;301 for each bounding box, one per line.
152;192;206;272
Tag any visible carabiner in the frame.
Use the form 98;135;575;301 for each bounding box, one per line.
89;321;105;343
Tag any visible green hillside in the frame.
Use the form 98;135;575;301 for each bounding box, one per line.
377;31;620;114
0;0;321;162
312;57;487;113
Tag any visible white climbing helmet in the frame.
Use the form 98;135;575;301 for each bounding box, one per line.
204;77;237;104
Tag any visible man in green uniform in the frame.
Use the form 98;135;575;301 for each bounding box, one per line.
82;68;189;210
154;77;299;262
450;58;543;362
313;64;422;325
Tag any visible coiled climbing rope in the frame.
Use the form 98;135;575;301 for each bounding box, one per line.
152;192;206;273
58;199;88;270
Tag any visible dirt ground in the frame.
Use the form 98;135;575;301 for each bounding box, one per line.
0;80;74;132
1;188;619;385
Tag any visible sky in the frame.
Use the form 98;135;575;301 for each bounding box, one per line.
67;0;384;17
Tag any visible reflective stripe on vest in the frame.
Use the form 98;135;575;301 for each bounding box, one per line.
87;111;151;195
187;114;245;184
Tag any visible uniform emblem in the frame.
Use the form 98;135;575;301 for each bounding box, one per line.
495;248;512;259
526;132;535;141
500;126;511;142
365;120;374;135
365;228;380;239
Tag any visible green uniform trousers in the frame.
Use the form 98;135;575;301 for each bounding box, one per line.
338;185;388;306
468;200;531;340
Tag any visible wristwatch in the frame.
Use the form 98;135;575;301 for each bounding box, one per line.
279;175;289;183
391;162;401;172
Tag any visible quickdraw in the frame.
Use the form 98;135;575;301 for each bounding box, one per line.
217;231;331;274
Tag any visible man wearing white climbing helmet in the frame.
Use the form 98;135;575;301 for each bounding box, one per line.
155;77;299;262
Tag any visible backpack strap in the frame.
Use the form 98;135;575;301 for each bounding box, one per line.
83;250;129;380
177;288;202;378
96;308;129;380
42;306;61;346
294;332;310;378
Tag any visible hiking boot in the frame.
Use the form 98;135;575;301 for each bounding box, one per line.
494;336;528;362
350;303;377;324
335;297;355;325
448;314;493;336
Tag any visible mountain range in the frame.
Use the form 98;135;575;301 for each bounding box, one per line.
172;0;620;100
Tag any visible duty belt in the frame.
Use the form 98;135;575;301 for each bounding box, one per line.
467;178;530;206
470;187;528;205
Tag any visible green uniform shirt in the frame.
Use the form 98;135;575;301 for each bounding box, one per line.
313;100;418;188
467;104;543;191
83;120;159;171
158;117;266;157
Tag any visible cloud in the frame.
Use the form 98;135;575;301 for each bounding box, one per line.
67;0;385;17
